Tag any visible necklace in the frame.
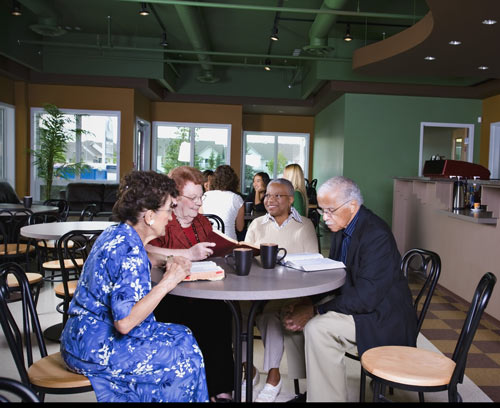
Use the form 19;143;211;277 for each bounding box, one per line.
181;221;201;247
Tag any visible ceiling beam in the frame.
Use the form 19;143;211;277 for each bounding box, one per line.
118;0;423;20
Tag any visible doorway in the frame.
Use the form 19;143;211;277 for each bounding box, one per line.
489;122;500;179
419;122;475;176
134;118;151;171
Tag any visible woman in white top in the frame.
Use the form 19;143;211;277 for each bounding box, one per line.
200;164;245;240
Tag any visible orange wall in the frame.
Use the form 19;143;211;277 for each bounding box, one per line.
243;113;315;176
152;101;243;174
480;96;500;168
0;75;15;105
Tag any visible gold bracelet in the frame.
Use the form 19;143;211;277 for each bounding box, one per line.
165;255;174;263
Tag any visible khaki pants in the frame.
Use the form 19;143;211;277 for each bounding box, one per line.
304;311;357;402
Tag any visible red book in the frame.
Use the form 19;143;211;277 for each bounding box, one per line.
206;229;260;258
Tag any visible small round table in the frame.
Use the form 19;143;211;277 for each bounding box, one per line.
154;257;346;402
0;203;58;215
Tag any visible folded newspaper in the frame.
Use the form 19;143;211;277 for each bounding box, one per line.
282;253;345;272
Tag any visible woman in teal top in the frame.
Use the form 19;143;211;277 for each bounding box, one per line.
283;164;308;216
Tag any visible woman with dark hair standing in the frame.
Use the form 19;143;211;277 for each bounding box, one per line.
201;164;245;240
60;170;208;402
244;172;270;214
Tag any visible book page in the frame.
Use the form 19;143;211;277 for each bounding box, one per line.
286;257;345;271
190;261;221;273
284;252;324;262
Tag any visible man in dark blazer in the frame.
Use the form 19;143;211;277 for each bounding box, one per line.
283;176;417;402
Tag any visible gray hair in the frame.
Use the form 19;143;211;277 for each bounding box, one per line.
267;178;295;196
318;176;364;205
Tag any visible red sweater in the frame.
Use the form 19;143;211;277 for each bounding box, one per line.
149;213;213;249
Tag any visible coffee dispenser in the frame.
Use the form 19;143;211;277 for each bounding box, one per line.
452;177;466;210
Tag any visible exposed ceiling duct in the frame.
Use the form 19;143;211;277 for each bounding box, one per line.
303;0;349;56
18;0;66;37
174;3;219;84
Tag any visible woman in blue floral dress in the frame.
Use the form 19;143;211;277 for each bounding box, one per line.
60;171;209;402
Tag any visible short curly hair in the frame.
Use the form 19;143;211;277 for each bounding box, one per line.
211;165;239;193
168;166;205;194
112;170;178;224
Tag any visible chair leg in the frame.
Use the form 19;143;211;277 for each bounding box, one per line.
294;378;300;395
359;369;366;402
419;391;425;402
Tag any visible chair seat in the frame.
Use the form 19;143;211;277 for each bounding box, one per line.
44;240;74;249
28;352;91;389
0;243;34;255
43;258;84;270
54;280;78;297
7;273;43;287
361;346;456;387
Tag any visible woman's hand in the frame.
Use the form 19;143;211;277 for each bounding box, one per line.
160;257;191;286
188;241;216;261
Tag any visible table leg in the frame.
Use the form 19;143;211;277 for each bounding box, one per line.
225;299;267;402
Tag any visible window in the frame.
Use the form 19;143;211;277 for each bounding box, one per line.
242;131;309;194
0;103;15;186
152;122;231;174
31;108;120;200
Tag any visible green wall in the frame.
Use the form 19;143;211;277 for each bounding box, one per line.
314;93;482;225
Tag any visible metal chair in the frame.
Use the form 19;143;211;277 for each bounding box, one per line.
360;272;496;403
0;262;92;401
346;248;441;400
204;213;225;233
79;204;99;221
43;199;69;222
0;209;35;266
0;377;40;402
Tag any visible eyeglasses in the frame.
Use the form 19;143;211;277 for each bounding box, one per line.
263;194;290;200
317;200;351;216
180;195;204;204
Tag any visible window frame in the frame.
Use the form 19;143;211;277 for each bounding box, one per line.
0;102;16;187
30;107;121;200
151;121;232;173
241;130;310;193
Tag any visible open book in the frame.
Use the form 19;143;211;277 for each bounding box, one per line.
282;253;345;272
206;229;260;258
183;261;225;281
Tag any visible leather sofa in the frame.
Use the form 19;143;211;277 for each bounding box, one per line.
61;183;119;215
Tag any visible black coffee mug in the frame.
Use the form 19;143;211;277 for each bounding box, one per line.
244;202;253;215
23;196;33;208
225;248;253;276
260;243;287;269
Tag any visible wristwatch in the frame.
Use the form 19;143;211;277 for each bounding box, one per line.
313;305;320;316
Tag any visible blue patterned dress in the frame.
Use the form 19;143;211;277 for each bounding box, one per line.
60;223;209;402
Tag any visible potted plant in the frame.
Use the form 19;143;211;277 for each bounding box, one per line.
31;104;90;201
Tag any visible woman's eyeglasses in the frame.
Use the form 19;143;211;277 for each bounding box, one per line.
263;194;290;200
317;200;351;216
180;195;204;205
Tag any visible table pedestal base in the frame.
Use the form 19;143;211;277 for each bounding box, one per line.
43;322;63;343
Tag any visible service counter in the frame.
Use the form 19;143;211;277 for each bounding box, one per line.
393;177;500;321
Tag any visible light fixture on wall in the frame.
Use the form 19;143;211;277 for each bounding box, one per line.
270;26;279;41
264;58;271;71
343;24;352;42
11;0;22;16
139;3;150;16
160;32;168;47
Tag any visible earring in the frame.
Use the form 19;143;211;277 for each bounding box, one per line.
149;219;155;226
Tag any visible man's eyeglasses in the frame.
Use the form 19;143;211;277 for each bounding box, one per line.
317;200;351;216
263;194;290;200
180;195;204;204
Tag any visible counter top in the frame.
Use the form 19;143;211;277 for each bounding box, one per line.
395;177;500;187
439;209;497;225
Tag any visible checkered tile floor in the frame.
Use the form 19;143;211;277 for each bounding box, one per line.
409;276;500;402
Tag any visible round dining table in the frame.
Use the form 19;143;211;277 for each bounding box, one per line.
0;203;58;215
152;256;346;402
20;221;117;342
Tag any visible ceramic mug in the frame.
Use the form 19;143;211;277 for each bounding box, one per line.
225;248;253;276
260;243;287;269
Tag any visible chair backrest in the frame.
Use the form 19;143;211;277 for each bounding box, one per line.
0;262;48;387
79;203;98;221
43;199;69;222
450;272;496;386
0;377;40;402
203;213;225;233
401;248;441;334
0;209;33;260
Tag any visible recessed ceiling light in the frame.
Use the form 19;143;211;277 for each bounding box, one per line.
424;56;436;61
478;66;489;70
482;19;497;25
449;40;462;45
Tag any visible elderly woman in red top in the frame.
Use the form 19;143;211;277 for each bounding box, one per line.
146;166;234;402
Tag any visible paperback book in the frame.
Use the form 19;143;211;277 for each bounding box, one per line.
183;261;225;281
282;252;345;272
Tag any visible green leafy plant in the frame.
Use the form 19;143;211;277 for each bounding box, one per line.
31;104;90;200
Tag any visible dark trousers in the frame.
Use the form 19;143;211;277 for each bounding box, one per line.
154;294;235;397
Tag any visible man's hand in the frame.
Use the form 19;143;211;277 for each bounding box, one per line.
282;303;315;332
188;242;216;260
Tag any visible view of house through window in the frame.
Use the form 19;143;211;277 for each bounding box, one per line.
31;108;120;200
153;122;230;174
242;131;309;194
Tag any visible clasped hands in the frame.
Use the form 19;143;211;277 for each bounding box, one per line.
281;299;315;332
